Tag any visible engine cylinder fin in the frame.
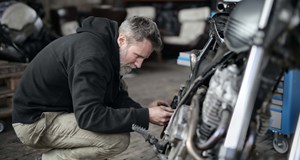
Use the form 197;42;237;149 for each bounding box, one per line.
198;65;240;146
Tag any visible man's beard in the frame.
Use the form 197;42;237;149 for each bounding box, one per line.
120;64;135;76
119;45;136;76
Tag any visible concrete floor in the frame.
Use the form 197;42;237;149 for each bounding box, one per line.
111;59;191;160
0;59;191;160
0;59;289;160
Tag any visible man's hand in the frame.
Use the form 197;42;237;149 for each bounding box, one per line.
148;99;170;108
148;100;174;126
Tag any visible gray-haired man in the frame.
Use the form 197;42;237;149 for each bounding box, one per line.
12;16;173;160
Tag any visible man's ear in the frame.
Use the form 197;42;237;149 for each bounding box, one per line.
117;34;126;47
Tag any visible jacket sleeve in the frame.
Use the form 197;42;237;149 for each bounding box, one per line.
111;87;144;109
68;57;149;133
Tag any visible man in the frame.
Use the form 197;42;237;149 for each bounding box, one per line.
12;16;173;160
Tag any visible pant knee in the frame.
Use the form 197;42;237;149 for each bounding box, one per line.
109;133;130;154
41;133;130;160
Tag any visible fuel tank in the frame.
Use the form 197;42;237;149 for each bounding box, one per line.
224;0;265;53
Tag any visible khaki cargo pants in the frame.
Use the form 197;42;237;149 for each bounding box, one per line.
12;112;130;160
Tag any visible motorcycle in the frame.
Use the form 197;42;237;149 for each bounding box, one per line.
132;0;300;159
0;1;57;63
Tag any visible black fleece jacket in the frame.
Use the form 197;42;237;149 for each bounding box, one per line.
12;17;149;133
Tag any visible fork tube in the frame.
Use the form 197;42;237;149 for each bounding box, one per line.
289;114;300;160
222;0;274;155
224;45;264;150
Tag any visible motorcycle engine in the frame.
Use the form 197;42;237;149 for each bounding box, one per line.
164;64;241;159
200;65;240;143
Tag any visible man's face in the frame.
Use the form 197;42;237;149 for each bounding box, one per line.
118;34;153;74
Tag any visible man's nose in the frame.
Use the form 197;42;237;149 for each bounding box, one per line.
134;59;144;68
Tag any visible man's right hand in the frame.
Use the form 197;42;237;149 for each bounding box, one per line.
148;105;174;126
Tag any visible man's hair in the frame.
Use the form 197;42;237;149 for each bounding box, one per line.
119;16;163;52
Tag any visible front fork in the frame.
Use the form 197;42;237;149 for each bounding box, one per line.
219;45;266;159
219;0;275;158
